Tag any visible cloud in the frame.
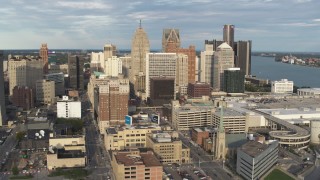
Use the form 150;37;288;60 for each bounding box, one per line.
56;1;112;9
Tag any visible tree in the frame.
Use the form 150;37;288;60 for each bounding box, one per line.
12;166;19;175
16;131;26;142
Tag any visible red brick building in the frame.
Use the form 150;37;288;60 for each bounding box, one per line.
191;128;210;146
12;86;34;110
187;82;211;98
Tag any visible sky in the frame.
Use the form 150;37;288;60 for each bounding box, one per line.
0;0;319;52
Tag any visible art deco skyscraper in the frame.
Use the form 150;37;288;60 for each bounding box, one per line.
0;51;5;126
39;43;49;74
129;23;150;97
223;25;235;47
162;28;180;52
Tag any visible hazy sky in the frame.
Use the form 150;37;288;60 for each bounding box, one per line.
0;0;319;52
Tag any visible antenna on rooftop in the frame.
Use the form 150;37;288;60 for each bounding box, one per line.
139;19;142;28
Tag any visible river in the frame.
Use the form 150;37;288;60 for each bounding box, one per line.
251;56;320;88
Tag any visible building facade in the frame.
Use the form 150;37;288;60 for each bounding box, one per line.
90;52;105;71
212;107;246;134
187;82;211;98
45;72;65;96
39;43;49;74
12;86;34;110
57;96;81;119
200;43;215;87
68;55;84;90
213;43;234;91
223;68;245;93
0;50;5;125
236;141;279;180
104;44;117;60
104;56;122;77
162;28;180;52
36;79;55;105
271;79;294;94
223;24;235;47
235;41;252;76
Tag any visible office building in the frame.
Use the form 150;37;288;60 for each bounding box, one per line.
172;97;214;130
150;77;175;101
120;56;131;78
8;57;43;96
213;42;234;91
162;28;180;51
146;132;190;164
166;43;196;84
271;79;294;94
203;40;224;51
111;149;163;180
297;88;320;96
90;52;104;71
224;68;245;93
39;43;49;74
235;41;252;76
223;24;235;47
104;125;162;150
104;56;122;77
104;44;117;60
176;54;189;91
200;42;215;87
36;79;55;105
187;82;211;98
237;140;279;180
212;107;246;134
129;24;150;97
98;78;129;132
0;51;5;126
12;86;34;110
68;55;84;90
146;53;177;98
48;64;68;74
45;72;65;96
57;96;81;119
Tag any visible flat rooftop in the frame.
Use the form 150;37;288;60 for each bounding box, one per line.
214;107;244;117
114;152;161;167
240;141;268;157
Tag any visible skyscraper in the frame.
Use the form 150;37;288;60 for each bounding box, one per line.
200;42;215;87
68;55;84;90
129;23;150;97
224;68;245;93
162;28;180;52
104;44;117;60
39;43;49;74
0;51;5;126
223;25;235;47
104;56;122;77
235;40;252;76
213;42;234;91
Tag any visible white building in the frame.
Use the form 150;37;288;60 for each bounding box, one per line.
104;56;122;77
297;88;320;96
200;43;215;87
90;52;105;71
271;79;293;94
57;96;81;119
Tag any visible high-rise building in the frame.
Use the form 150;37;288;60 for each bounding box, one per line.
204;40;224;51
176;54;189;90
129;24;150;97
98;78;129;132
45;73;65;96
68;55;84;90
223;24;235;47
213;42;234;91
162;28;180;51
0;50;6;125
8;57;43;96
39;44;49;74
90;52;104;72
12;86;34;110
150;77;175;101
103;44;116;60
119;56;131;78
146;53;177;98
36;80;55;105
235;41;252;76
200;42;215;87
104;56;122;77
166;42;196;84
224;68;245;93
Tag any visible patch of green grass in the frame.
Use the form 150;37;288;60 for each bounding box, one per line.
264;169;294;180
48;168;89;180
10;174;33;179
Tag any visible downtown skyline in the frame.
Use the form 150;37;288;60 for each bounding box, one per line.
0;0;320;52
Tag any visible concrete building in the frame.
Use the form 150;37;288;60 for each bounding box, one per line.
310;120;320;144
162;28;180;52
8;57;43;96
39;43;49;74
212;107;246;134
68;55;84;90
213;42;234;91
200;43;215;87
104;56;122;77
90;52;104;71
120;56;131;78
104;44;117;60
111;149;163;180
0;50;5;126
236;140;278;180
187;82;211;98
271;79;293;94
223;24;235;47
172;97;214;130
235;41;252;76
98;78;129;132
146;53;177;98
57;96;81;119
297;88;320;96
45;72;65;96
104;125;162;150
224;68;245;93
48;64;68;74
36;79;55;105
129;24;150;97
12;86;34;110
146;132;190;164
176;54;189;92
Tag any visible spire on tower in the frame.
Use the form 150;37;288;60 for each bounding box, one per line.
219;106;225;133
139;19;142;29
